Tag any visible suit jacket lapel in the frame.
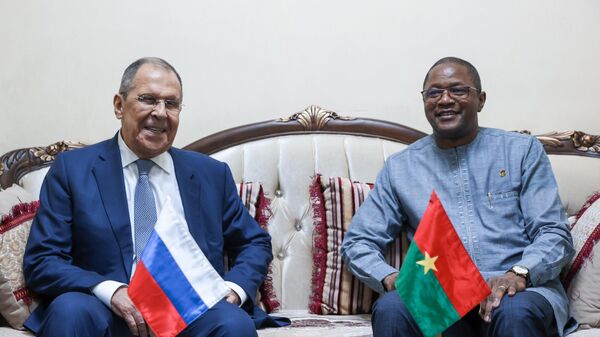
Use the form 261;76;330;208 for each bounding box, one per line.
170;149;208;252
93;136;134;279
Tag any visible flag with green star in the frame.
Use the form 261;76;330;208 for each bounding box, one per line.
395;191;490;337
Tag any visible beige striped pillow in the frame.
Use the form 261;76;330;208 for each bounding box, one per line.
563;192;600;328
0;200;40;329
226;182;280;313
309;175;406;315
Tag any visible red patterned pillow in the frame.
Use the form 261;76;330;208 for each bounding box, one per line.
309;176;406;315
0;201;40;329
563;192;600;328
233;182;280;313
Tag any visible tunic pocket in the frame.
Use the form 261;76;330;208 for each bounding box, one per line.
478;189;527;267
486;190;519;205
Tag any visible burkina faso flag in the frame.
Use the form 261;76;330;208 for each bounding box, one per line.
395;190;490;337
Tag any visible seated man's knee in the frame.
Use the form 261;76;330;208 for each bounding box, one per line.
490;292;555;337
373;292;409;320
372;292;422;337
185;301;257;337
213;309;255;337
47;292;108;322
493;294;545;322
40;292;115;335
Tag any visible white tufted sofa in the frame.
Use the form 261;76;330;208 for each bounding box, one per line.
1;105;600;337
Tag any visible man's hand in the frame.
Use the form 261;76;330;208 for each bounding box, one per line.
383;272;399;291
479;272;526;322
224;289;241;305
111;287;149;336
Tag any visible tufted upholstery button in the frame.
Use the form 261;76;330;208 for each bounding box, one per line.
277;252;285;260
275;189;283;197
295;223;302;231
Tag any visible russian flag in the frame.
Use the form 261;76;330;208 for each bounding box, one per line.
128;198;230;337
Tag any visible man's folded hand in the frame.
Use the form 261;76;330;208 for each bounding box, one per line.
111;286;149;336
224;289;241;305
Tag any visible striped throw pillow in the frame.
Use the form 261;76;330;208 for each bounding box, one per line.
0;200;40;329
231;182;280;313
563;192;600;328
309;175;406;315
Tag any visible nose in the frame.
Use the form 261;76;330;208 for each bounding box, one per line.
151;101;168;118
438;89;455;105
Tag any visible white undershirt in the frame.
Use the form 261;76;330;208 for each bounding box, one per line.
91;133;247;308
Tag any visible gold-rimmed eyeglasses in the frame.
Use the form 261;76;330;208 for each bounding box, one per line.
421;86;479;102
135;94;183;114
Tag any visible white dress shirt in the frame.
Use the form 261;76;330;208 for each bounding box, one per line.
91;133;247;307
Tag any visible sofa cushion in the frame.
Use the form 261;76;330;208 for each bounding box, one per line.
309;176;405;315
563;192;600;328
256;310;372;337
566;329;600;337
236;182;280;312
0;186;35;214
0;196;40;329
0;327;33;337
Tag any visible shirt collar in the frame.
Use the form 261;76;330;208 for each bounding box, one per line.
117;131;172;174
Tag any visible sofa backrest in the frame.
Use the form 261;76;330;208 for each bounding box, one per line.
212;135;409;309
1;105;599;311
185;106;600;310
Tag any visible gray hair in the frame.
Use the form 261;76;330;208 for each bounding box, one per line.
119;57;182;98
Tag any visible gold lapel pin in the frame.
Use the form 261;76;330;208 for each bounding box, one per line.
499;169;506;177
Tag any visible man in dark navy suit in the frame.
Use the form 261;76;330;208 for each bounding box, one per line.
23;57;273;337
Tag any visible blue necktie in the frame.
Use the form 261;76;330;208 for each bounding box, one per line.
134;159;157;263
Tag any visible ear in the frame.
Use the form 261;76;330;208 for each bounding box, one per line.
114;94;124;120
477;91;487;112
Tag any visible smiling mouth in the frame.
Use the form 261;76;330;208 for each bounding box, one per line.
436;110;459;118
144;126;166;134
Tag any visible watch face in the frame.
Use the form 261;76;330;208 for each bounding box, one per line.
513;266;528;275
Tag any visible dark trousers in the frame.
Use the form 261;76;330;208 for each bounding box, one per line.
34;292;257;337
371;291;558;337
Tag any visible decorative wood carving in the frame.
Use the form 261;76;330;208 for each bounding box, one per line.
185;106;425;154
2;109;599;189
0;141;85;189
277;105;355;130
518;130;600;157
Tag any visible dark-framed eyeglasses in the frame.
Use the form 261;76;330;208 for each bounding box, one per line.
421;86;480;102
135;94;183;114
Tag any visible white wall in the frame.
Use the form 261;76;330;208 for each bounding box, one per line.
1;1;599;155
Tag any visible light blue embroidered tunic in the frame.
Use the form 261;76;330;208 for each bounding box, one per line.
341;128;574;335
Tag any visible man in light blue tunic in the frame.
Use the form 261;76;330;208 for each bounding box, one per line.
341;57;575;337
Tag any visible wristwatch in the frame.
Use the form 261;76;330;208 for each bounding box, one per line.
509;265;530;285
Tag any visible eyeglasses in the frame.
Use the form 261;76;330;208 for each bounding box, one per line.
421;86;479;102
135;94;183;113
